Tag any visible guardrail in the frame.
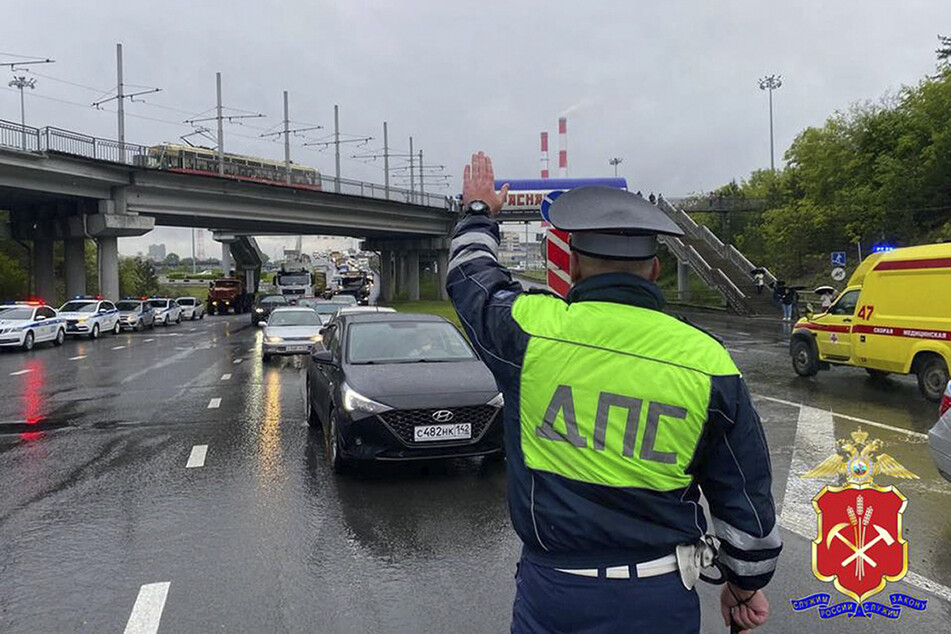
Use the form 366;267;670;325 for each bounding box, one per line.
0;118;452;210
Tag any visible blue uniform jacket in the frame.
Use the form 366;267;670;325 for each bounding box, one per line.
446;214;781;591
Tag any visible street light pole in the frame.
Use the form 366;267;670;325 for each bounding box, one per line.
216;72;224;177
383;121;390;200
609;157;623;177
8;75;36;149
758;74;783;171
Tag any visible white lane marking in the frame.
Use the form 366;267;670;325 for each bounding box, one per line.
776;402;951;603
753;393;928;440
207;398;221;409
233;358;242;365
189;328;198;332
220;373;232;381
123;581;170;634
112;345;127;350
186;445;208;468
778;405;835;538
9;369;32;376
143;338;154;343
68;355;87;361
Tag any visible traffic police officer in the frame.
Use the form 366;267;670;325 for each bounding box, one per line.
447;153;780;633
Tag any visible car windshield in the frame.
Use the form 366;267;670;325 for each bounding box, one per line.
261;296;288;306
0;307;33;320
116;301;141;311
277;273;310;285
348;321;476;364
215;281;239;288
268;311;321;327
60;301;97;313
147;300;168;308
177;298;195;305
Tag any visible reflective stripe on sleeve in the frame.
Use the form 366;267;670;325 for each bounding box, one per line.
712;517;782;551
717;550;778;576
450;231;499;256
448;250;496;272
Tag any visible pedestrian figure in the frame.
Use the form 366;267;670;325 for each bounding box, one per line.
754;272;765;295
648;191;656;204
820;293;833;311
781;286;796;321
448;152;779;633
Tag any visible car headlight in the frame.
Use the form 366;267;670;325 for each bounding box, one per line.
265;335;283;343
341;383;392;415
487;392;505;408
77;318;87;324
310;334;322;343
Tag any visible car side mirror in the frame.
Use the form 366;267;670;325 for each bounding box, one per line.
312;349;334;364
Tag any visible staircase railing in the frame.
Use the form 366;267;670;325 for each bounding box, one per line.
660;236;752;316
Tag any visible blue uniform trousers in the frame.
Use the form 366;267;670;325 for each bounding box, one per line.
512;557;700;633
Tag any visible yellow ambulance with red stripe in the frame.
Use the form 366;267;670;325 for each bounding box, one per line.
790;243;951;401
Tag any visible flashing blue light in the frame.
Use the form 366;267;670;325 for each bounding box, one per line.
872;242;896;253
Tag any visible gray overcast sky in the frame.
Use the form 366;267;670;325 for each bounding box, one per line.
3;0;949;258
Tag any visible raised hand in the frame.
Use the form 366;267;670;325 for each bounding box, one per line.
462;151;509;216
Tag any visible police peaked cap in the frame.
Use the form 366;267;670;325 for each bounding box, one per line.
548;187;685;260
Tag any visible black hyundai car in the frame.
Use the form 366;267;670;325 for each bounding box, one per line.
305;312;504;472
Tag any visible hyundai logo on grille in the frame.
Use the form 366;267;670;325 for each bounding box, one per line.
432;410;454;423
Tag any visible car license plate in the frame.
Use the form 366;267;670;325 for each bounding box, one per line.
286;345;307;352
413;423;472;442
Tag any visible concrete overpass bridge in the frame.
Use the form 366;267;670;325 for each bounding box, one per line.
0;120;455;303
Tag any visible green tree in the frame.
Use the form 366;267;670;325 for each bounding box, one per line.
163;252;181;268
0;251;29;298
119;257;161;298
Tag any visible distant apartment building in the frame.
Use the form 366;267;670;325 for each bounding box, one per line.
148;243;167;262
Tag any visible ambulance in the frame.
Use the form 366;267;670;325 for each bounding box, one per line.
790;243;951;401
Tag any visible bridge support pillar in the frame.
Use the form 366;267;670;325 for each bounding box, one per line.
380;251;395;303
98;236;119;301
677;260;690;302
406;250;420;301
33;237;55;303
64;237;87;299
221;243;233;278
436;249;449;301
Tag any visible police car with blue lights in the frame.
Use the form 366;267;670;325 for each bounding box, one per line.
116;298;156;331
0;301;66;351
147;298;183;326
58;296;121;338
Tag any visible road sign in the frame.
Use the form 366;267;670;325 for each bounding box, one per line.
831;252;847;267
831;267;846;282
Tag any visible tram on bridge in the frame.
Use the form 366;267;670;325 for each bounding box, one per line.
141;143;322;190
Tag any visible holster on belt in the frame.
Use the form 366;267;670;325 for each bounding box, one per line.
675;535;723;590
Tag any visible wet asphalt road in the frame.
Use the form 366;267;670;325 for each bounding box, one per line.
0;308;949;632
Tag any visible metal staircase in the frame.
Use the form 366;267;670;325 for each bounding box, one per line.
657;197;779;316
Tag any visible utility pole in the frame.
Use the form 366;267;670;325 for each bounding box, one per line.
3;55;53;148
383;121;390;199
216;72;224;176
184;73;264;178
259;91;321;185
303;105;370;191
91;44;160;163
409;136;415;202
609;157;623;177
8;76;36;149
758;74;783;171
283;91;290;184
418;150;425;198
191;228;197;275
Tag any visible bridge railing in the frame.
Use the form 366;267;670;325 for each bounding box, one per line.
0;118;452;210
0;120;40;151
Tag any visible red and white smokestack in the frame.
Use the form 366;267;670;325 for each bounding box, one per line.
540;131;550;179
558;117;568;177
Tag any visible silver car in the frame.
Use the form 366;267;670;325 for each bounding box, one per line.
928;380;951;482
262;307;324;361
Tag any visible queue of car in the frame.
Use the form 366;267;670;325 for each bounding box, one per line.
0;295;208;352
